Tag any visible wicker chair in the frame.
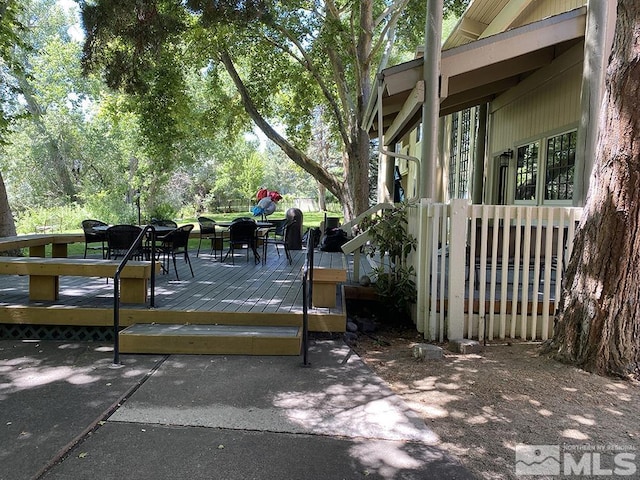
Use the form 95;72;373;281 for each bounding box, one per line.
196;216;224;258
156;224;195;280
262;219;294;265
106;224;145;260
224;219;259;264
81;219;108;259
151;218;178;228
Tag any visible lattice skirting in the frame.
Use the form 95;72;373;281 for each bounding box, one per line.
0;324;114;342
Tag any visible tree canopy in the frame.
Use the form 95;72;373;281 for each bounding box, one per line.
80;0;469;220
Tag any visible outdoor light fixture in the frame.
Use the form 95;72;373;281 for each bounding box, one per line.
500;149;513;159
498;149;513;168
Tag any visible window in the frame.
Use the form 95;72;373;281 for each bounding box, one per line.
447;108;474;199
545;131;576;200
515;142;539;201
458;109;471;199
448;113;459;197
510;129;577;205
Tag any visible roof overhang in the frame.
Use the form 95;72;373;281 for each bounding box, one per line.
367;7;587;145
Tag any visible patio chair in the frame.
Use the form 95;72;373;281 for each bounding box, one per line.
81;219;108;259
196;216;224;258
156;224;195;280
106;224;145;260
262;219;294;265
224;219;259;264
151;218;178;228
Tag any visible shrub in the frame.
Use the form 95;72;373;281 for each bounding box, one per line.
360;203;417;318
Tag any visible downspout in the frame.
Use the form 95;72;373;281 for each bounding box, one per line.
378;149;421;204
376;76;421;203
420;0;443;200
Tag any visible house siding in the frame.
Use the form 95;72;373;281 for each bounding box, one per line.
489;62;582;154
518;0;586;26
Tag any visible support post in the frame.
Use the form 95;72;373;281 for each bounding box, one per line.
420;0;443;200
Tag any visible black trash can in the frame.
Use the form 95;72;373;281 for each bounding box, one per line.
285;208;303;250
324;216;340;230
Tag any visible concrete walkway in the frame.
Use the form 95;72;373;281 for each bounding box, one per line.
0;339;475;479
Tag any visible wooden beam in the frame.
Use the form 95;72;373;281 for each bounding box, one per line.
442;8;586;78
480;0;537;39
459;17;488;40
385;81;425;146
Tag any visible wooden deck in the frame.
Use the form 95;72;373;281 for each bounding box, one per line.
0;244;365;354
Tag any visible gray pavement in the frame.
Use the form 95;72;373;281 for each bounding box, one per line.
0;338;475;479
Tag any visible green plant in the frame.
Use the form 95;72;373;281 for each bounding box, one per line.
361;203;417;318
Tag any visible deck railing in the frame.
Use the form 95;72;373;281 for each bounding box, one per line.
408;200;583;343
301;227;319;366
112;225;158;365
340;202;395;279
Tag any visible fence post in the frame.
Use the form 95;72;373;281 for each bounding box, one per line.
413;199;431;337
447;199;468;339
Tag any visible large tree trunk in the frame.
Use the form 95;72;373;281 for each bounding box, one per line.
546;1;640;378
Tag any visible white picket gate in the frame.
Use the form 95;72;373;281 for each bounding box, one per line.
408;200;583;342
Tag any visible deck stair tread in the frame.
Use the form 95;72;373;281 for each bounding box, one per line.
118;323;302;355
120;324;300;337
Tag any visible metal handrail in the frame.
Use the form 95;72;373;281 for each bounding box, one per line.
113;225;158;365
301;228;317;366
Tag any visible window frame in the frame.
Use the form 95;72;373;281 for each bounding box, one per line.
508;126;578;206
543;129;577;205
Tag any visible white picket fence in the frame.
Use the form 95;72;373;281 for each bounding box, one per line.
407;200;583;342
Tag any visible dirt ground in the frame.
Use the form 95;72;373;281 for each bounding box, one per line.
350;322;640;479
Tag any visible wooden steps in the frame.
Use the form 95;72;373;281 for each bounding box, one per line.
118;323;302;355
0;249;353;355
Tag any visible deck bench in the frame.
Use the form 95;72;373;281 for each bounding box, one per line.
0;233;84;257
0;257;158;304
312;268;347;308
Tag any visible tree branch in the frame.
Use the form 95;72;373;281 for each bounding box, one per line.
265;24;350;147
219;50;345;199
369;0;410;68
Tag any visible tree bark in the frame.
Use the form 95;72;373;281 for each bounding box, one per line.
546;1;640;378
